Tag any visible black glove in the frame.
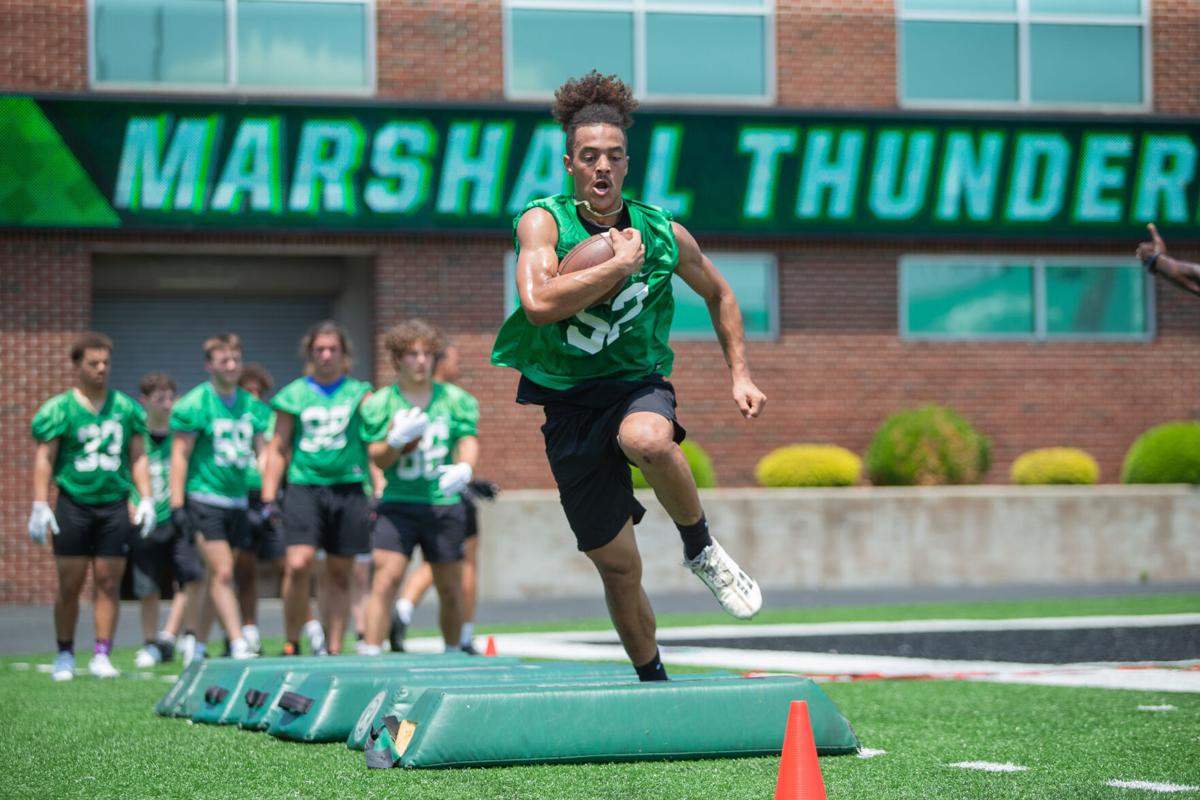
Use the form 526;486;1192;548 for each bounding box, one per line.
259;502;281;530
465;480;499;501
170;505;190;533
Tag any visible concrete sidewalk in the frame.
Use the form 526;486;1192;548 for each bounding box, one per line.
1;581;1195;657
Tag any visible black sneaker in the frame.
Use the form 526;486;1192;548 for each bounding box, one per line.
460;642;479;656
389;607;407;653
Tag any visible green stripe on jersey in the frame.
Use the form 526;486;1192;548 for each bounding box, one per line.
31;390;147;504
272;377;372;486
360;382;478;505
170;382;271;501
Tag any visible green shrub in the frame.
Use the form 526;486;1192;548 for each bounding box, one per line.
754;445;861;487
1010;447;1099;485
1121;422;1200;484
865;405;990;486
631;439;717;489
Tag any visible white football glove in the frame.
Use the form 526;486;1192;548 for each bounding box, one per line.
437;462;473;496
134;497;158;539
28;501;59;545
386;407;429;449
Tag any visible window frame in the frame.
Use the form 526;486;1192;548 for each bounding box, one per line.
898;254;1155;342
87;0;377;96
501;0;776;106
502;249;779;341
895;0;1152;112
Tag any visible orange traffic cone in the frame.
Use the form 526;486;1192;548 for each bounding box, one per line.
484;635;498;657
774;701;827;800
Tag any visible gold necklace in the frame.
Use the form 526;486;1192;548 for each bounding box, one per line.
573;197;624;222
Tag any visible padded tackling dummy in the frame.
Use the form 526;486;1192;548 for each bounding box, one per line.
159;652;507;722
269;662;638;744
378;676;859;768
348;667;734;751
235;655;519;731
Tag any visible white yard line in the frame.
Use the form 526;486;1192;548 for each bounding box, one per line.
1105;779;1200;793
949;761;1029;772
1136;704;1177;712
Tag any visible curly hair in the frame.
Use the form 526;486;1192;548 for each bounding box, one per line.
552;70;638;154
238;362;273;397
70;332;113;364
384;319;445;363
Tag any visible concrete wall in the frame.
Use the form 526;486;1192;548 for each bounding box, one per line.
475;486;1200;601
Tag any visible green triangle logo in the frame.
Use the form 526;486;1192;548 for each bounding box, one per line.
0;96;121;227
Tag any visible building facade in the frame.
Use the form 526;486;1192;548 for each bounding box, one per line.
2;1;1197;602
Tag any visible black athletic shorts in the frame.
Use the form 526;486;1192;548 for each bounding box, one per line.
522;375;685;552
463;495;479;539
283;483;371;557
186;499;252;551
130;521;206;597
247;490;285;562
373;501;467;563
52;491;131;558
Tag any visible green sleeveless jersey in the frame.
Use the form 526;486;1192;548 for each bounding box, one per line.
139;432;173;523
360;382;479;505
272;376;372;486
491;194;680;389
170;382;271;505
31;390;147;505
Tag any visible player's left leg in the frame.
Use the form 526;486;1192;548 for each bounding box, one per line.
584;521;658;668
90;556;125;677
364;549;410;651
321;555;354;654
618;410;761;620
459;534;480;652
429;560;464;651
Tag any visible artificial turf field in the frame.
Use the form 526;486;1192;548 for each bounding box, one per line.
3;594;1197;799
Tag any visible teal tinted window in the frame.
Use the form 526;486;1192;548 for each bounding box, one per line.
671;254;776;340
505;2;770;102
92;0;371;91
904;264;1034;336
900;22;1018;103
645;14;766;97
1030;0;1141;14
902;0;1015;10
238;1;369;89
94;0;226;84
508;10;633;95
898;2;1147;108
1044;265;1146;336
1030;24;1142;105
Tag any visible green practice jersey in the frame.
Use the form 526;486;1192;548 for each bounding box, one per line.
491;194;680;389
272;376;372;486
360;382;478;505
31;390;147;505
141;432;173;523
170;382;271;504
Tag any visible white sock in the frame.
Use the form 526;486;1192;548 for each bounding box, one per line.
444;643;459;654
242;624;260;640
158;630;176;644
359;644;383;656
460;623;474;647
396;598;414;625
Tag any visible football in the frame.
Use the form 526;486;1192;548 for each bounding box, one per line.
557;232;624;304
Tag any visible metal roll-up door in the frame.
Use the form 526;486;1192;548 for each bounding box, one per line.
92;295;333;399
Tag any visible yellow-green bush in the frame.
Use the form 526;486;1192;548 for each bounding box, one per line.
1010;447;1099;485
865;405;990;486
755;445;862;488
1121;422;1200;484
631;439;716;489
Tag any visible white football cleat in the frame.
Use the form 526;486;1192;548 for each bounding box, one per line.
230;637;257;660
51;651;75;682
303;619;328;656
241;625;262;656
684;538;763;620
88;653;120;679
178;634;197;667
134;644;163;668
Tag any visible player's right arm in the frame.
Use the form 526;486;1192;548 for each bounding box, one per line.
169;432;195;511
261;411;293;505
1137;223;1200;297
515;208;643;325
32;439;58;504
